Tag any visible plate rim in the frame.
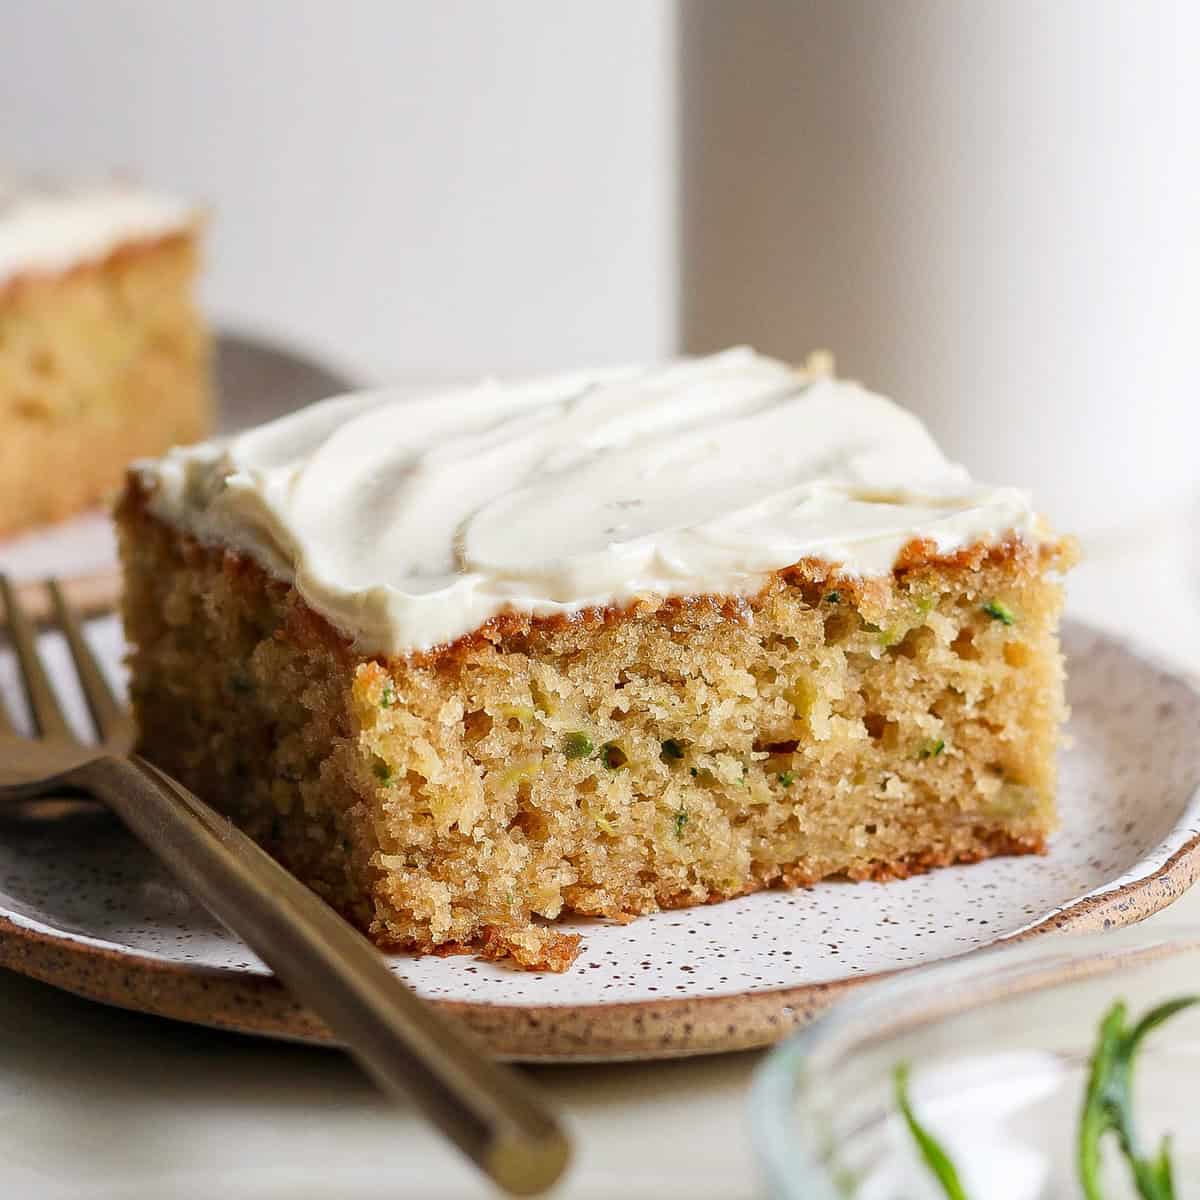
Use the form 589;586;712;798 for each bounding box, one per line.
2;620;1198;1062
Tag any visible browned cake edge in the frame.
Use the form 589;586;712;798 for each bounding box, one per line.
118;473;1073;676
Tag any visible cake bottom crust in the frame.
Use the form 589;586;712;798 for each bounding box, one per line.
385;829;1045;972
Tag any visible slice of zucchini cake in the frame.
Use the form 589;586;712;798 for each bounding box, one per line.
0;179;210;536
118;348;1073;971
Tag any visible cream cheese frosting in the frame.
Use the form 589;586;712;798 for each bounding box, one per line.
137;348;1042;655
0;179;193;288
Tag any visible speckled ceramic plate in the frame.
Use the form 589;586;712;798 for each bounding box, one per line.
0;619;1198;1062
0;332;357;620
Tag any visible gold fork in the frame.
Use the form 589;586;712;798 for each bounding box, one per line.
0;576;569;1196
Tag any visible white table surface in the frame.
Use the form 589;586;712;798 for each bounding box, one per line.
2;515;1198;1200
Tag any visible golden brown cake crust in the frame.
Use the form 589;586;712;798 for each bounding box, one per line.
0;231;211;538
123;470;1070;666
117;478;1073;971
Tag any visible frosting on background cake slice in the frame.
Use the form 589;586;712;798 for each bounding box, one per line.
0;180;194;288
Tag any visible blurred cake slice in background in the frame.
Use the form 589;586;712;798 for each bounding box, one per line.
0;180;210;538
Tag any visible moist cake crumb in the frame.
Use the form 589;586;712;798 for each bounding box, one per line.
118;485;1073;971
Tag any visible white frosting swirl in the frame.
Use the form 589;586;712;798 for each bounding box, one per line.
138;348;1042;655
0;180;193;287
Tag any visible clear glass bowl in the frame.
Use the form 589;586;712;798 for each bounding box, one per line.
751;926;1200;1199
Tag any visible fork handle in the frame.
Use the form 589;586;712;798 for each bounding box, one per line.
73;754;569;1197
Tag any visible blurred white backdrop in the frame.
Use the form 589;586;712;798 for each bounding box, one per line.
1;0;678;380
4;1;1198;553
682;0;1200;540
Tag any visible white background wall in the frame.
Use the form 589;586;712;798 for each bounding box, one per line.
682;0;1200;537
2;0;678;380
4;1;1198;545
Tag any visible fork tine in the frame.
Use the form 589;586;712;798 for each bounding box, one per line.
0;588;14;734
0;682;14;734
0;575;75;742
48;579;129;745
